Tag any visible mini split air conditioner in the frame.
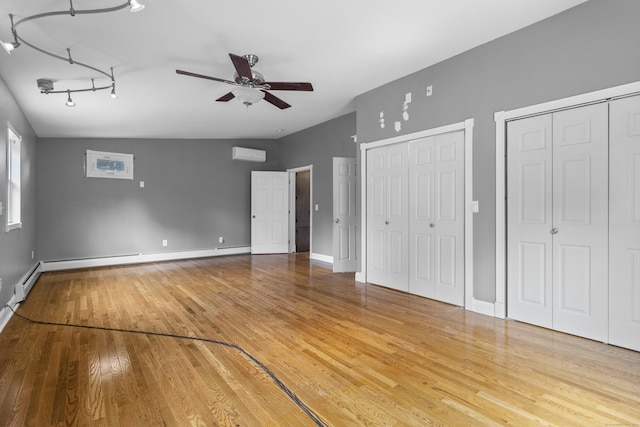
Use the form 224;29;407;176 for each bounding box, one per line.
232;146;266;163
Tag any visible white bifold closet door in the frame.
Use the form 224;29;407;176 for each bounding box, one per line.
507;103;609;342
366;142;409;291
609;95;640;352
409;132;464;305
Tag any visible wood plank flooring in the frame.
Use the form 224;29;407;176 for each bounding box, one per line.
1;253;639;426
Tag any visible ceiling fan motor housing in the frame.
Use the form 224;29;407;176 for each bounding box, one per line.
234;69;264;86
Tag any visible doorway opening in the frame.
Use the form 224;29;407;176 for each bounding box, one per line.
295;170;310;252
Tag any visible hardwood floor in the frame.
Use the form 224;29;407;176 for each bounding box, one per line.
1;254;639;426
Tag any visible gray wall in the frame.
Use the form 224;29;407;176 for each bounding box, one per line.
37;138;278;261
0;75;37;307
355;0;640;302
278;113;357;257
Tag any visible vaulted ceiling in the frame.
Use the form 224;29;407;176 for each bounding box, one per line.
0;0;588;139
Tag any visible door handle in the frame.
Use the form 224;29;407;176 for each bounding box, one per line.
551;228;558;234
252;215;256;219
335;218;340;224
430;223;435;228
385;220;390;225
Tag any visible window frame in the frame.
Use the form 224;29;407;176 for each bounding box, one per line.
6;121;22;232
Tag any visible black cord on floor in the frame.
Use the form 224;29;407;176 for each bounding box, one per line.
4;304;326;427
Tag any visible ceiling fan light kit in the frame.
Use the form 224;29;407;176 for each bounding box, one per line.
232;87;265;107
1;0;146;107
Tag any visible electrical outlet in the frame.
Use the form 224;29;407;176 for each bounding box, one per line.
31;250;34;259
0;278;3;293
218;236;224;244
162;239;168;247
426;85;433;96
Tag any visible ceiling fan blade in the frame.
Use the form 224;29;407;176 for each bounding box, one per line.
229;54;253;80
262;91;291;109
264;82;314;91
176;69;232;84
216;92;235;102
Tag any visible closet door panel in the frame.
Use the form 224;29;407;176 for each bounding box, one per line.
367;148;388;286
507;114;553;327
609;95;640;351
409;138;435;297
366;143;408;291
552;103;608;342
434;131;465;305
386;143;409;291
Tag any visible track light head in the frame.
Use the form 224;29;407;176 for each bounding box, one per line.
1;40;20;55
129;0;145;12
65;90;75;107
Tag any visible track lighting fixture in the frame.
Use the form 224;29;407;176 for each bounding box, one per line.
2;1;145;106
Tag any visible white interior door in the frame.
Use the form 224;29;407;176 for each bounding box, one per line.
333;157;358;273
409;132;464;305
251;171;289;254
507;114;554;328
507;104;609;342
366;143;409;291
367;147;388;286
433;131;465;305
409;137;436;298
609;95;640;351
551;103;608;342
386;143;409;291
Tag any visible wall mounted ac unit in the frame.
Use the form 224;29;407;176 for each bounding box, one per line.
232;146;266;162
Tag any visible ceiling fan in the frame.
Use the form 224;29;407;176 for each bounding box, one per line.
176;53;313;109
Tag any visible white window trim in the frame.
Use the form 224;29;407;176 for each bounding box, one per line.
6;121;22;232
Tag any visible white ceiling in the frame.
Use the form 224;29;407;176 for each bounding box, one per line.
0;0;588;140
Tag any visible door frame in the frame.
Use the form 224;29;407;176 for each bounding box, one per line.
287;165;313;254
495;80;640;319
357;118;475;309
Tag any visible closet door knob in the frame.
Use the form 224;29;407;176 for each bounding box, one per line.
335;218;340;224
430;223;435;228
385;220;390;225
551;228;559;234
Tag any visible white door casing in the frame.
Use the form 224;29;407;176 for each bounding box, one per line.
609;95;640;351
333;158;358;273
251;171;289;254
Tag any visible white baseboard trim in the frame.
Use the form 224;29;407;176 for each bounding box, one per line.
355;271;366;283
0;294;18;334
469;298;496;317
41;247;252;272
309;252;333;264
